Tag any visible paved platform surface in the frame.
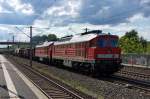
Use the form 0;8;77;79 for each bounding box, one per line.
0;55;48;99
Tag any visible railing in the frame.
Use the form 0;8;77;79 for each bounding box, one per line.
121;54;150;68
0;42;30;45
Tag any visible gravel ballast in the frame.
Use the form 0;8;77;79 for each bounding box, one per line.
6;55;150;99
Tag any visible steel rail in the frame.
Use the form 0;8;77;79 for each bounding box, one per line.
11;57;84;99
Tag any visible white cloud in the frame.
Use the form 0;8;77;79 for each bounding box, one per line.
15;33;29;42
21;4;34;15
128;13;144;22
0;7;13;14
46;6;64;16
32;0;83;37
45;0;81;17
0;4;3;18
6;0;34;15
0;5;2;12
0;24;31;42
1;0;150;43
140;0;150;5
33;19;50;28
33;0;147;39
0;1;12;14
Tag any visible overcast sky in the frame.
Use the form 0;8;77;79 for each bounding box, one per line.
0;0;150;43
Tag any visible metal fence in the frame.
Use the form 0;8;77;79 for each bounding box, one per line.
121;54;150;68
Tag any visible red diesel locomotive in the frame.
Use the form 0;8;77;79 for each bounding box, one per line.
16;30;122;75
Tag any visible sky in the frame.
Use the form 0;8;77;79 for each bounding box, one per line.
0;0;150;43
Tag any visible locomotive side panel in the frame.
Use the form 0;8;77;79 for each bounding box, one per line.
53;42;90;62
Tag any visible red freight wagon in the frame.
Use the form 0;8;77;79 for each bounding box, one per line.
52;30;122;74
35;42;53;62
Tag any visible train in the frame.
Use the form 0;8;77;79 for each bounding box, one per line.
14;30;122;75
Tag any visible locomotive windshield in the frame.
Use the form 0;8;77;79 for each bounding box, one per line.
98;37;118;47
110;39;118;47
98;39;107;47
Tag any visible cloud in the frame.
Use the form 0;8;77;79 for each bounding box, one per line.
31;0;150;41
23;0;55;14
0;0;150;44
0;25;15;41
128;13;144;22
0;1;12;14
0;0;34;15
0;0;37;25
5;0;34;15
0;13;37;25
46;0;81;17
33;19;50;28
0;24;31;42
0;5;3;12
33;0;82;27
33;0;150;27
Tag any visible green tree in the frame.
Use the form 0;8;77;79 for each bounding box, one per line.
32;35;48;45
119;30;147;53
140;37;147;52
147;42;150;54
32;34;58;45
41;35;48;41
47;34;57;41
32;35;41;45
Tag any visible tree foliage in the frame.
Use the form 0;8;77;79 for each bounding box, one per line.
32;34;58;45
119;30;147;54
147;42;150;54
47;34;57;41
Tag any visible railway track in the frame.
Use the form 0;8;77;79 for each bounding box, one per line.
121;65;150;76
9;58;90;99
111;70;150;94
117;70;150;80
7;55;150;98
115;68;150;83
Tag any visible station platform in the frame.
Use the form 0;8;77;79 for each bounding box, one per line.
0;55;48;99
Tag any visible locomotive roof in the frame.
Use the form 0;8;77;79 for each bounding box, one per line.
54;33;99;45
36;41;53;48
54;30;118;45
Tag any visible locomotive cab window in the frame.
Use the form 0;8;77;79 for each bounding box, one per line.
98;38;107;47
110;39;118;47
98;37;118;47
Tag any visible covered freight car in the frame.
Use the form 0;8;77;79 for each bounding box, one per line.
35;41;53;63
